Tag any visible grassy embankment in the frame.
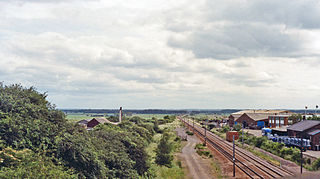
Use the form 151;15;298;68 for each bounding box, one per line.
145;119;185;179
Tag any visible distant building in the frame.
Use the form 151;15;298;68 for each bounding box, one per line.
229;109;295;129
235;113;269;129
76;119;90;128
87;117;110;128
228;114;242;127
287;120;320;150
268;115;291;128
232;109;293;115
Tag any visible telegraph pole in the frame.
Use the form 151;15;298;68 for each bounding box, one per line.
204;119;208;146
242;123;244;146
305;106;308;120
300;133;303;174
193;117;195;133
233;135;235;177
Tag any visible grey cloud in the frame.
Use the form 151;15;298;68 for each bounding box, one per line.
168;23;302;59
206;0;320;29
166;0;320;60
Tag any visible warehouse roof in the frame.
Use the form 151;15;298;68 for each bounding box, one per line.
308;129;320;136
287;120;320;132
245;113;269;121
230;114;242;119
235;113;269;122
233;110;292;115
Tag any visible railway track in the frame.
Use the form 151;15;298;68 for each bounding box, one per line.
179;117;294;179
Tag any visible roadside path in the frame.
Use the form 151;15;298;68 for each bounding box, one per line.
176;127;214;179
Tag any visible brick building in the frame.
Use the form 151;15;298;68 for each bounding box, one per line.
287;120;320;150
87;117;109;128
268;115;290;128
228;114;241;127
235;113;269;129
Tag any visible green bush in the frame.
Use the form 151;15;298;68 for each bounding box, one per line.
195;143;206;150
312;158;320;170
219;125;230;133
186;131;194;135
155;132;173;167
0;148;76;179
233;124;242;132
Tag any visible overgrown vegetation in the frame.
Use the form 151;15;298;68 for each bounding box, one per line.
195;143;213;158
0;83;180;178
186;131;194;135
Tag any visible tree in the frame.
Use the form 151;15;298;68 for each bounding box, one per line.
155;132;173;167
288;114;302;124
0;148;76;179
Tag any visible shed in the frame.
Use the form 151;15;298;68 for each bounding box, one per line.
87;117;110;128
235;113;269;129
287;120;320;150
228;114;242;127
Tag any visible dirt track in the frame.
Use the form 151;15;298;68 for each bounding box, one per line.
176;127;215;179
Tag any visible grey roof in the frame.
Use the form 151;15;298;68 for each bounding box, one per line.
308;129;320;136
94;117;110;124
230;114;242;120
287;120;320;132
245;113;269;121
77;119;90;124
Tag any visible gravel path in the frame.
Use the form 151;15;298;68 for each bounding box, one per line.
176;127;214;179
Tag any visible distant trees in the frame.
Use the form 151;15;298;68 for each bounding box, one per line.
288;114;302;124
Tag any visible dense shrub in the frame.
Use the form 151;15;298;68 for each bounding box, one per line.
155;132;173;167
0;83;155;178
0;148;76;178
312;158;320;170
233;124;242;132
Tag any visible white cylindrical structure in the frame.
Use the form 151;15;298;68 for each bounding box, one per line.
119;107;122;122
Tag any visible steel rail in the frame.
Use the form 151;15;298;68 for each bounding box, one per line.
180;117;294;178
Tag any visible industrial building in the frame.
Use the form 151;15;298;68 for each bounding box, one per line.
287;120;320;150
235;113;269;129
268;114;291;128
229;109;294;129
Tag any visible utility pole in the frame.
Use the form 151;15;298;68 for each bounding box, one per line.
233;135;235;177
242;123;244;146
305;106;308;120
204;119;208;146
300;133;303;174
193;117;195;133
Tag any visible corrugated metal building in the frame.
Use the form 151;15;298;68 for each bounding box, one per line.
287;120;320;150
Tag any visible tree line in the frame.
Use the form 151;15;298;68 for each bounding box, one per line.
0;83;177;178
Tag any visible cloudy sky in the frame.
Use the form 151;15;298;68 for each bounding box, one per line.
1;0;320;109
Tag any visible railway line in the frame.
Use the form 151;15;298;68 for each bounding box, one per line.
179;117;295;179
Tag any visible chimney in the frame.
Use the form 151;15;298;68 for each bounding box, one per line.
119;107;122;123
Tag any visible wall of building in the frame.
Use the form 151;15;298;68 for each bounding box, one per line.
268;116;289;128
235;114;256;128
87;119;99;128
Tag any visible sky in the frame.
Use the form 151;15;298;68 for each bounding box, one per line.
1;0;320;109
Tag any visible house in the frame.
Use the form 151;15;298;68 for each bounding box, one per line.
235;113;269;129
87;117;110;128
228;114;242;127
77;119;90;128
287;120;320;150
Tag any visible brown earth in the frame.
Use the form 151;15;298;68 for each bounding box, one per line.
176;127;249;179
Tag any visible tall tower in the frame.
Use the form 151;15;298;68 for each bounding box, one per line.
119;107;122;123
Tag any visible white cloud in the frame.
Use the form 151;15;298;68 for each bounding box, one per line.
0;0;320;109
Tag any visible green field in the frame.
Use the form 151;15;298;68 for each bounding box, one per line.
66;113;172;122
